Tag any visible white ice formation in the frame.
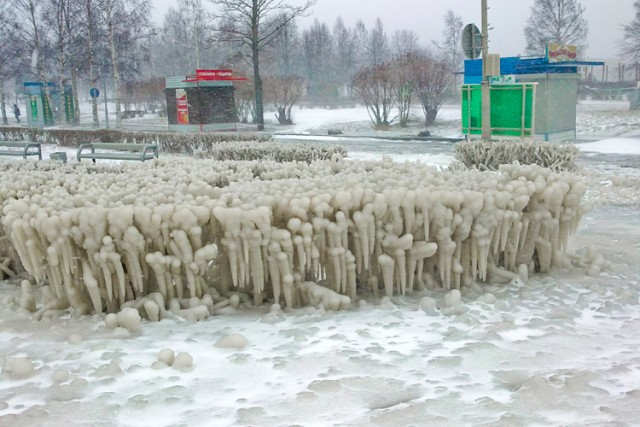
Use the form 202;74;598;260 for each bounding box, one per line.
454;139;580;171
0;157;588;314
2;357;35;379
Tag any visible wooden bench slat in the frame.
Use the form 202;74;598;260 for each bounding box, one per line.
0;142;42;160
78;153;157;160
87;143;152;151
0;151;36;156
77;143;159;162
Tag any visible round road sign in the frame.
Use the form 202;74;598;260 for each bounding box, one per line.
462;23;482;59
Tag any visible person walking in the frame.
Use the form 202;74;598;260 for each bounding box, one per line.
13;104;21;123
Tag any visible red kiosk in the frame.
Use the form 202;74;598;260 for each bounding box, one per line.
165;69;247;132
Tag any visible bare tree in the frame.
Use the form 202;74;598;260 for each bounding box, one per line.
97;0;152;128
209;0;316;131
12;0;57;124
264;75;304;124
620;1;640;63
333;17;359;88
154;9;192;76
81;0;102;127
182;0;208;69
0;6;28;125
265;14;302;78
414;53;452;127
63;0;86;125
42;0;75;124
392;54;418;127
234;70;255;123
524;0;588;56
351;63;396;128
433;10;463;86
366;17;390;66
392;30;420;57
302;19;335;101
99;0;124;128
354;19;368;69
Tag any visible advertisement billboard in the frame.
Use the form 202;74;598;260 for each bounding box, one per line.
176;89;189;124
547;43;577;63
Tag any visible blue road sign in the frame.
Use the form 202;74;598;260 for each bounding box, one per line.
90;87;100;98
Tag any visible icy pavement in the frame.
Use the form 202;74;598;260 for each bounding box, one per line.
1;102;640;426
1;204;639;427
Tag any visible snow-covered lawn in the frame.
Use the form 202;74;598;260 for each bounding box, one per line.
1;102;640;427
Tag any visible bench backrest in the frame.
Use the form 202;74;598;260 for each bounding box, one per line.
0;142;40;148
89;143;156;152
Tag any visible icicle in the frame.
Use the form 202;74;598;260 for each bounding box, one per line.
378;254;395;297
82;259;102;314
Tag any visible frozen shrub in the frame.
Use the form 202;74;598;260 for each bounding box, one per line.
0;157;587;315
0;126;271;152
454;139;580;171
194;141;347;163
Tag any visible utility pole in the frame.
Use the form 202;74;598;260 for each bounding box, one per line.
481;0;491;141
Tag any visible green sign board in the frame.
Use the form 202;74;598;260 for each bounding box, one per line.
30;96;38;119
462;83;537;137
64;86;75;124
42;94;54;126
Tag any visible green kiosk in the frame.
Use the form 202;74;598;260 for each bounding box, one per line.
23;82;75;127
462;51;604;141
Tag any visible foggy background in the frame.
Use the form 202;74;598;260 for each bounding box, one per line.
151;0;634;60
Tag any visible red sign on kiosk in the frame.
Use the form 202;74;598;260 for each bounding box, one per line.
196;69;234;80
183;69;247;83
176;88;189;124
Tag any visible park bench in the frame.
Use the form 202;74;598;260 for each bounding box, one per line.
0;142;42;160
77;142;159;163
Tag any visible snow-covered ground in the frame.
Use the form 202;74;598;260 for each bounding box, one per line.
1;102;640;427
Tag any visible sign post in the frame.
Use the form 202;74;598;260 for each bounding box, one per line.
481;0;492;141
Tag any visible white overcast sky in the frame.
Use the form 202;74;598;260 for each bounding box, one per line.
151;0;635;60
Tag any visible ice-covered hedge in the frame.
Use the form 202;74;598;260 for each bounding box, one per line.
0;127;271;153
455;139;580;171
0;157;587;316
194;141;347;163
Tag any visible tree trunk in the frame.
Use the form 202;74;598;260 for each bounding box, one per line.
57;77;65;125
57;39;66;124
424;107;438;127
252;1;264;131
107;9;122;128
0;83;8;126
86;0;99;127
253;52;264;130
72;68;80;125
29;0;55;126
276;107;292;125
